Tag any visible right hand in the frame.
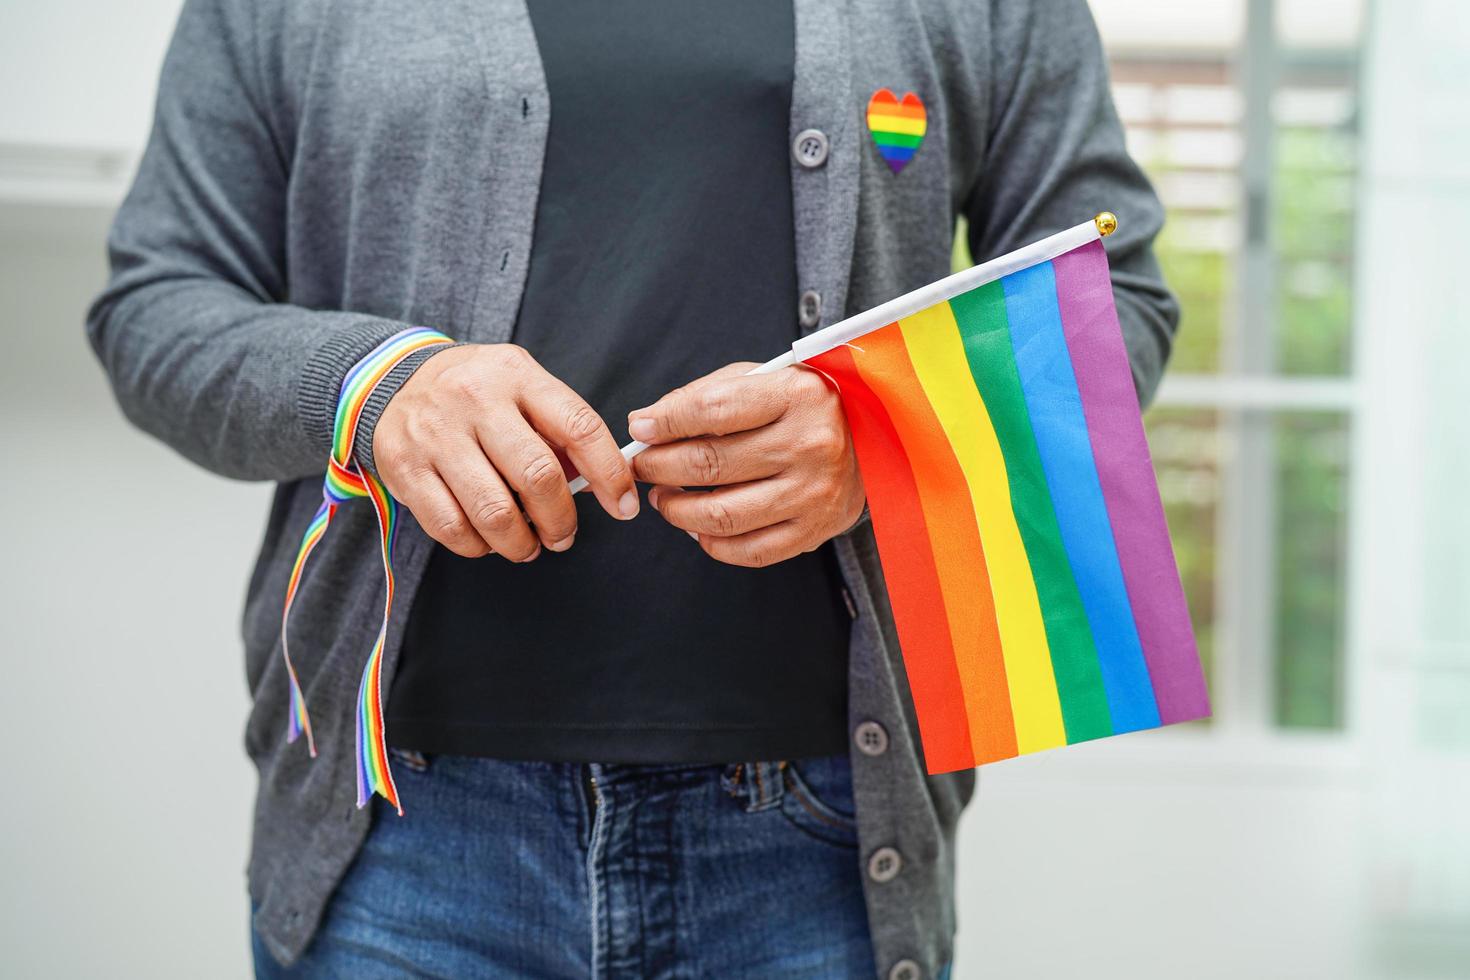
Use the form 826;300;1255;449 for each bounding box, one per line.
372;344;639;562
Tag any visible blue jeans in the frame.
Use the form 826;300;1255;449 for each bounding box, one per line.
252;752;874;978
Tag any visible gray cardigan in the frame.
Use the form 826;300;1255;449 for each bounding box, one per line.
88;0;1178;976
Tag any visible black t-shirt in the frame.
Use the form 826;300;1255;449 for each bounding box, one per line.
386;0;852;763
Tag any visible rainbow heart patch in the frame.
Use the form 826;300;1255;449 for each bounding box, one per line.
867;88;927;175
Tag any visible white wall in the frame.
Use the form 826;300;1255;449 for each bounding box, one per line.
1350;0;1470;971
953;738;1372;979
2;8;258;972
0;204;263;978
0;0;181;150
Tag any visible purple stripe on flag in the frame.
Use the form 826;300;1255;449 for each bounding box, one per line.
1050;241;1210;724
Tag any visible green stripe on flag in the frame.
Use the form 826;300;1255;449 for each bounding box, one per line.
948;282;1113;743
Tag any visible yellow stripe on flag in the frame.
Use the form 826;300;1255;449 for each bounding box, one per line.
898;304;1068;753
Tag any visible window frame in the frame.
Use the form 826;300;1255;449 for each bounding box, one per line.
1115;0;1364;760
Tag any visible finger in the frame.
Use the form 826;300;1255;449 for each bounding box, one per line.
632;427;788;488
435;435;543;561
396;467;492;559
477;413;580;553
696;520;813;569
646;482;799;538
627;369;797;445
680;361;762;386
517;374;639;521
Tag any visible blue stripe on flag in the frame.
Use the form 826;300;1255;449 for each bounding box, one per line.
1000;262;1161;733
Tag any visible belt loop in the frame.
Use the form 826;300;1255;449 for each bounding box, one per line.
747;760;786;812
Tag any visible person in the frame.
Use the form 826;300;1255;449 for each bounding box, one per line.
87;0;1179;976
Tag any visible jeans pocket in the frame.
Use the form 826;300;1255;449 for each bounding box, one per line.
780;756;859;849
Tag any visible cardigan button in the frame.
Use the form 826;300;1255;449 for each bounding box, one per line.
792;128;830;168
867;846;903;883
798;289;822;330
888;959;923;980
854;720;889;757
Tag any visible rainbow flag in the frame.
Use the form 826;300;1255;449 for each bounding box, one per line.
797;217;1210;773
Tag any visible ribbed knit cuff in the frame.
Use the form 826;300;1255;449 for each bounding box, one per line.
298;319;415;460
354;342;464;477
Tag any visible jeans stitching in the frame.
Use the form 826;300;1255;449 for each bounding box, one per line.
787;771;851;830
586;765;610;979
778;764;859;849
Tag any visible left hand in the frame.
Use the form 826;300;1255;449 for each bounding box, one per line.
627;362;866;568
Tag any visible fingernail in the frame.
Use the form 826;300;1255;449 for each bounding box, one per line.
548;534;574;553
618;490;640;519
688;531;699;542
647;487;661;508
518;546;542;563
628;417;656;442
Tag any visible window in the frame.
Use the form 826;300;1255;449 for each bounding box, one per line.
1114;0;1361;734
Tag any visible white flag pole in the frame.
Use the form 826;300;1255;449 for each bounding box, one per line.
567;214;1114;496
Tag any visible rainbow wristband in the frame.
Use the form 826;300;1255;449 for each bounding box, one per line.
280;327;453;814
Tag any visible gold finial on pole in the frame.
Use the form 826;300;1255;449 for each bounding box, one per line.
1094;212;1118;237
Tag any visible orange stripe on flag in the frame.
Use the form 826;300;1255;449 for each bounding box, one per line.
806;344;979;772
853;326;1017;765
897;303;1064;756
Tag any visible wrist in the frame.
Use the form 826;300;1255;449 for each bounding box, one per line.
356;341;465;477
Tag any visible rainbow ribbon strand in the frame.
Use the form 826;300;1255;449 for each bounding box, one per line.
280;327;453;814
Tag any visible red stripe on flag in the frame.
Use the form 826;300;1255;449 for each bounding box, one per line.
855;325;1019;764
806;343;978;773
